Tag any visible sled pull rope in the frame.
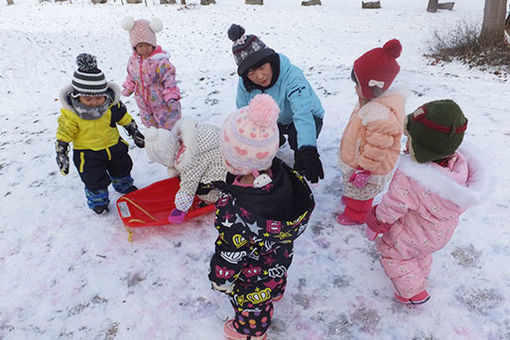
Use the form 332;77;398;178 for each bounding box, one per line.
124;224;134;242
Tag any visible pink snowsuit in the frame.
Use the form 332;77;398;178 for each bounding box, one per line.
123;46;181;130
374;147;486;298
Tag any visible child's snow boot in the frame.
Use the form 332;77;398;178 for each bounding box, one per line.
84;187;110;214
337;196;360;225
111;175;137;194
336;213;360;226
224;320;267;340
93;205;109;214
337;197;373;225
395;290;430;305
272;293;284;302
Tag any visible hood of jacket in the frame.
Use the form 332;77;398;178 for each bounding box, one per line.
173;117;222;171
59;82;121;113
398;143;489;209
132;45;171;61
220;158;314;223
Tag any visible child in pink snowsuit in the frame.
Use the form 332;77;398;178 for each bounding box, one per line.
121;17;182;130
337;39;406;225
366;100;487;304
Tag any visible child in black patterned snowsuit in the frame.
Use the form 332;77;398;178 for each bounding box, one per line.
208;94;315;340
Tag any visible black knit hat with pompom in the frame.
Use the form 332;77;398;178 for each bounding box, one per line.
72;53;108;96
227;24;276;76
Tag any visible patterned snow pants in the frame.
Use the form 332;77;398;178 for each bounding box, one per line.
377;239;433;298
227;242;293;336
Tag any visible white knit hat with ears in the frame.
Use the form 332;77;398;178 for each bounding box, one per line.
145;127;180;177
121;17;163;48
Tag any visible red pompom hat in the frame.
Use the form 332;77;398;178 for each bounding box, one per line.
353;39;402;99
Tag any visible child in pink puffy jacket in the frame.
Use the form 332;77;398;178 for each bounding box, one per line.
366;100;487;305
121;17;182;130
337;39;406;225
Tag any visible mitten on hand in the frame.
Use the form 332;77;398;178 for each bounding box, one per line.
365;205;392;237
211;281;233;294
349;168;371;189
168;208;186;224
124;120;145;148
55;140;70;175
294;146;324;183
121;88;133;97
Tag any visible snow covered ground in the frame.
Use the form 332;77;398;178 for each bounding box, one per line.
1;0;509;339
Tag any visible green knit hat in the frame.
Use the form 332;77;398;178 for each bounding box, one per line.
405;99;468;163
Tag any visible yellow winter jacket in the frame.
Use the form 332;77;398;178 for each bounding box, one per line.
56;84;133;151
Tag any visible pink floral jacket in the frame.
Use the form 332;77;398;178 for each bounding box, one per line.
123;46;181;130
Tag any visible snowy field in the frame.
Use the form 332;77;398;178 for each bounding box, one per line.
1;0;509;339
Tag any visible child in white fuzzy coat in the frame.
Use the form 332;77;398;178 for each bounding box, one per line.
145;118;227;223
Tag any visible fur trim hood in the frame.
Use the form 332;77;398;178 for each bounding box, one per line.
173;118;222;171
59;82;121;112
398;143;489;209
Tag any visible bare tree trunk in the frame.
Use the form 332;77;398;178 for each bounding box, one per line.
302;0;321;6
427;0;438;13
480;0;507;43
362;1;380;9
437;2;454;10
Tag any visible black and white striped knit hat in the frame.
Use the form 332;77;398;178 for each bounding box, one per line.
71;53;108;96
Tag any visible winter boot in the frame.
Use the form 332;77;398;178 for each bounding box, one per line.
224;320;267;340
84;187;110;214
336;213;360;226
93;205;109;214
337;197;373;225
111;175;137;194
395;290;430;305
272;293;284;302
337;196;361;225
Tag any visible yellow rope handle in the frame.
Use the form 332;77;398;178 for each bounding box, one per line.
123;225;134;242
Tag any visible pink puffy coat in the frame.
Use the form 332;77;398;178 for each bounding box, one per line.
374;147;487;298
123;46;181;130
339;91;406;200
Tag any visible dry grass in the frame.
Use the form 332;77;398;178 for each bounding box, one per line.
426;21;510;76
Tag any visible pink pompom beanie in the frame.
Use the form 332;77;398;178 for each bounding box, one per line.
353;39;402;99
121;17;163;48
220;94;280;175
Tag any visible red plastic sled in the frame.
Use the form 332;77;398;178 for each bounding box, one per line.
116;177;216;241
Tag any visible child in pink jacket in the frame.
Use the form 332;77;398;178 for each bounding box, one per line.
366;100;487;304
337;39;406;225
121;17;182;130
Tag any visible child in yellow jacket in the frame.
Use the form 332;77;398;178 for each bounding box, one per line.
55;54;145;214
337;40;406;225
